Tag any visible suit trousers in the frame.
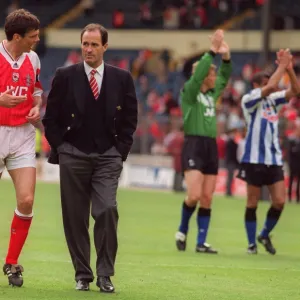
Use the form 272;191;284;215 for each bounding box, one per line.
58;142;123;282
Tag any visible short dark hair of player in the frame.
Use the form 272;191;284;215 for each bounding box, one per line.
80;23;108;45
5;9;40;41
251;72;271;87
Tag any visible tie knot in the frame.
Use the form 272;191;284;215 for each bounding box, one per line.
90;69;97;76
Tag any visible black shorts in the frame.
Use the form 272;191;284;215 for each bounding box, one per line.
237;163;284;187
181;135;218;175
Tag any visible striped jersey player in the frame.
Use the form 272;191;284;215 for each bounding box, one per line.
237;49;300;256
0;9;42;288
241;88;286;166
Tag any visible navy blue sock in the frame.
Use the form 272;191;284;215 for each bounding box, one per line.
260;206;283;238
245;207;257;246
196;208;211;246
178;201;196;235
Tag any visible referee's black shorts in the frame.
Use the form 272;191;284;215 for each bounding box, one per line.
181;135;218;175
237;163;284;187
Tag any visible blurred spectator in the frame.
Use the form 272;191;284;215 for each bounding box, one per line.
193;3;207;28
287;123;300;203
81;0;95;17
224;122;243;197
6;0;19;15
64;50;82;67
166;127;184;192
164;90;179;115
140;1;154;26
163;5;179;29
112;9;125;28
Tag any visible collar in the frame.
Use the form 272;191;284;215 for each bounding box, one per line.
84;60;104;77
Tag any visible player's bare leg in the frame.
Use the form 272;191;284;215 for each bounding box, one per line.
196;175;218;254
257;180;285;255
3;167;36;287
175;170;203;251
245;184;260;254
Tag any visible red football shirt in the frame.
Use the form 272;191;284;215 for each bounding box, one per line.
0;41;43;126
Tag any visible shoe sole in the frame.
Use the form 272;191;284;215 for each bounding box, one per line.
76;288;89;291
257;238;276;255
247;251;258;254
96;281;115;293
4;274;23;287
195;250;218;254
100;288;115;293
8;279;23;287
176;240;186;251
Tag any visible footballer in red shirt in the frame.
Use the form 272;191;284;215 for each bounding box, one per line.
0;9;42;287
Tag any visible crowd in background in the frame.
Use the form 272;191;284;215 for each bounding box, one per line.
14;0;299;201
34;46;300;201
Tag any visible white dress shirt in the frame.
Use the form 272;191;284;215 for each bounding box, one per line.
84;61;104;93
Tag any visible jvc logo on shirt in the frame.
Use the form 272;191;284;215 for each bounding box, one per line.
5;86;28;96
204;108;215;117
197;93;215;117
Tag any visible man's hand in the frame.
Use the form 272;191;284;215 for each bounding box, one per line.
218;41;229;54
26;106;40;125
0;87;27;108
284;51;294;71
209;29;224;53
276;48;292;68
218;40;231;60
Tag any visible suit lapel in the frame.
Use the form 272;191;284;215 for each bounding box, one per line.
74;62;88;114
104;64;118;119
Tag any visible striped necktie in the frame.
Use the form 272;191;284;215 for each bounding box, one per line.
89;69;99;99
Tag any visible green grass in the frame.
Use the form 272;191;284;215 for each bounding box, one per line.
0;180;300;299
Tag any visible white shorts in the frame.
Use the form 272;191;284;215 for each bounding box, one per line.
0;123;36;173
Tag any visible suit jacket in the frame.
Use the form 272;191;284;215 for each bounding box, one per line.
42;62;138;164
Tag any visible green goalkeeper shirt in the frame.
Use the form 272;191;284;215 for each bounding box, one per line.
181;52;232;138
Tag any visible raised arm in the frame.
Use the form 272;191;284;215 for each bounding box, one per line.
181;29;224;105
242;49;291;112
261;49;290;98
213;41;232;101
285;56;300;100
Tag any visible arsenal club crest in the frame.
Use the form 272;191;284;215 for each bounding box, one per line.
25;74;32;87
12;72;19;82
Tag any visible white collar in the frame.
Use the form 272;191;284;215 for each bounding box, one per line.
84;61;104;76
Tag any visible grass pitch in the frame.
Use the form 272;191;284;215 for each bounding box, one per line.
0;180;299;299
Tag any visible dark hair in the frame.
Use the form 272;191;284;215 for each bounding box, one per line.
251;72;270;86
5;9;40;41
80;23;108;45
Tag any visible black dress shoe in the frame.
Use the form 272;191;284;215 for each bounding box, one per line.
96;276;115;293
75;280;89;291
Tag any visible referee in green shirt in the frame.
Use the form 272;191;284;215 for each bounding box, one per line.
175;29;232;254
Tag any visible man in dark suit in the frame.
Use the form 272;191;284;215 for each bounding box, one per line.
42;23;137;293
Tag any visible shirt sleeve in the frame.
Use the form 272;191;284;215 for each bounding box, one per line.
241;88;262;113
213;60;232;102
31;51;43;97
181;52;214;105
268;90;287;108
